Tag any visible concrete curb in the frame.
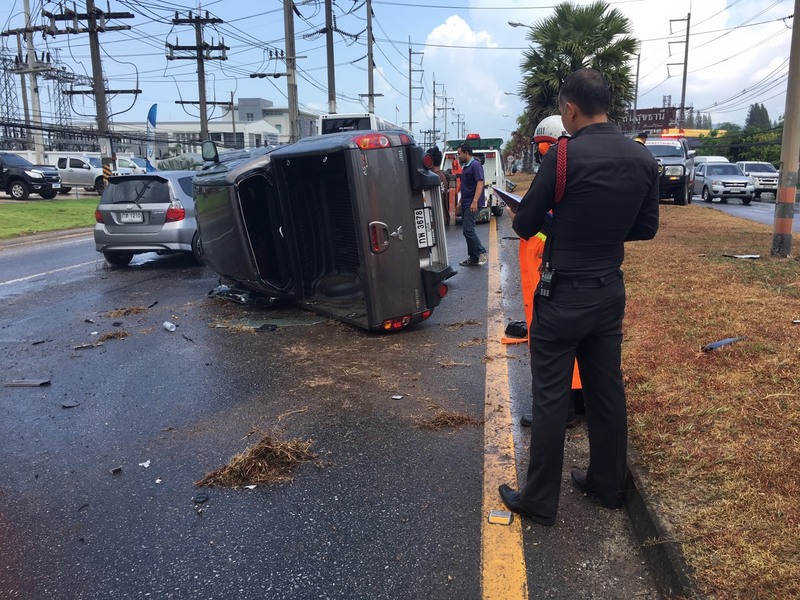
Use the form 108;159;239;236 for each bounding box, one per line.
0;227;92;249
626;450;702;599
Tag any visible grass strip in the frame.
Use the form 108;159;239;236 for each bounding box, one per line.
0;197;97;239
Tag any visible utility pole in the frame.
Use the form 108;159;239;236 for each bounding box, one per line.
284;2;299;143
167;11;227;142
366;0;374;113
408;43;423;132
453;113;465;138
436;96;453;147
325;0;335;114
771;0;800;257
632;52;640;133
41;1;137;179
668;13;690;130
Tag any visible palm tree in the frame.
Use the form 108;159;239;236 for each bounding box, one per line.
517;1;638;128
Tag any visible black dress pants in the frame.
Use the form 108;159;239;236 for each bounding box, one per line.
520;274;627;519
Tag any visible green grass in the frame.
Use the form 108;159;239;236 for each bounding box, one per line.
0;197;97;239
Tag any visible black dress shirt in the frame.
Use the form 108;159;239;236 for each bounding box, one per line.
513;121;659;280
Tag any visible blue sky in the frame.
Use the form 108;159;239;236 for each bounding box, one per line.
2;0;794;144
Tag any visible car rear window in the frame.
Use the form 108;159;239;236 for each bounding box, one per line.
105;178;171;204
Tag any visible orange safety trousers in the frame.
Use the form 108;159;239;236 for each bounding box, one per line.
519;234;582;390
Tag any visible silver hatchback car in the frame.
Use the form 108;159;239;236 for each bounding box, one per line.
94;171;203;266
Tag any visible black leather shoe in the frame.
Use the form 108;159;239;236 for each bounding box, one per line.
570;469;623;509
498;484;556;526
520;413;576;428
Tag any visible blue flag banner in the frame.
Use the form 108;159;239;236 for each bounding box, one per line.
146;104;157;172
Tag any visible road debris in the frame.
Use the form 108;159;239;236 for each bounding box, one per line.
98;331;129;342
702;336;747;352
415;409;483;430
110;466;122;475
139;460;151;468
74;342;104;350
61;401;80;408
196;434;320;488
4;378;51;387
163;321;177;332
722;254;761;259
488;509;513;525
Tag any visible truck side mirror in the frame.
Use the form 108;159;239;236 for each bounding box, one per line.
202;140;220;164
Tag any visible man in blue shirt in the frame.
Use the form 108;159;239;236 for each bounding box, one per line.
457;143;487;266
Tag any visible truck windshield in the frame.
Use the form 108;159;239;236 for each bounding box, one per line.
321;117;371;134
707;165;742;176
88;157;102;168
0;154;34;168
746;163;776;173
645;144;683;158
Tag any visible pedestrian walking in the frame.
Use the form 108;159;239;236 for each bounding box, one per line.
499;68;659;525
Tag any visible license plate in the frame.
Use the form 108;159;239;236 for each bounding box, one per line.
52;183;61;189
120;212;144;223
414;207;435;249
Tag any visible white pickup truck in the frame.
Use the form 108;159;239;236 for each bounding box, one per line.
735;161;779;200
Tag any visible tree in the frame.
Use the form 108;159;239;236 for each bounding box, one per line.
744;103;771;131
517;1;638;129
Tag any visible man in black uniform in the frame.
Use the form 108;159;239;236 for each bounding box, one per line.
499;68;659;525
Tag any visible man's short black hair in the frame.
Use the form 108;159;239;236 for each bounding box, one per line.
559;68;610;117
458;143;473;155
427;146;443;165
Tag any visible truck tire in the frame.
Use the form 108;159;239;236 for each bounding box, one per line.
742;197;751;206
491;205;504;217
39;190;58;200
702;187;713;203
104;252;133;266
191;232;204;265
8;180;30;200
674;184;688;206
94;177;106;195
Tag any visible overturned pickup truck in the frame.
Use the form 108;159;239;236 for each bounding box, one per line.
193;131;455;332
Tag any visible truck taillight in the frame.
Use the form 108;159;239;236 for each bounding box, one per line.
422;153;434;169
383;315;412;331
438;283;448;298
354;134;391;150
94;209;103;223
165;205;186;222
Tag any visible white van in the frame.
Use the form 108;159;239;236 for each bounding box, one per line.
442;134;506;222
694;155;729;164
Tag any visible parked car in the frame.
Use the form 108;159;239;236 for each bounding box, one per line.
193;131;454;332
735;161;779;199
93;171;203;266
693;162;755;205
116;156;146;174
56;155;106;194
0;153;61;200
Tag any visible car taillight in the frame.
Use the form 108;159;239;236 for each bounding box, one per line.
399;133;412;145
421;310;432;321
438;283;448;298
165;205;186;222
382;315;412;331
354;133;391;150
94;209;103;223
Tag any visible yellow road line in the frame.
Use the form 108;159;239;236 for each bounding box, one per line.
481;217;528;599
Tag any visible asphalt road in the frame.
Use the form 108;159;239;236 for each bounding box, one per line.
0;222;658;599
690;193;800;233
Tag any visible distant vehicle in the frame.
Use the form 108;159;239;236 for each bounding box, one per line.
318;112;408;135
93;171;203;266
735;161;778;199
56;155;107;194
693;162;755;205
116;156;146;174
0;152;61;200
693;155;729;165
129;157;148;170
442;133;506;222
643;137;695;205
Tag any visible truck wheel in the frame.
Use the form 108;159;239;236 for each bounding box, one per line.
754;192;761;200
702;187;712;203
674;184;688;206
58;187;72;194
190;232;204;265
39;190;58;200
94;178;106;194
9;180;30;200
104;252;133;266
742;198;751;206
491;205;504;217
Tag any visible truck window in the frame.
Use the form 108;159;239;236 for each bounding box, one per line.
321;117;372;134
69;158;84;168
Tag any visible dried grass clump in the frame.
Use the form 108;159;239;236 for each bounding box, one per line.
196;434;320;488
97;331;129;342
106;307;147;318
415;409;483;430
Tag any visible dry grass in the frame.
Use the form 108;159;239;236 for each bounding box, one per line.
105;306;148;318
195;434;320;488
97;330;129;342
415;408;484;430
622;205;800;597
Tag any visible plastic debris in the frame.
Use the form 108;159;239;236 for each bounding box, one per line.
155;479;162;484
139;460;151;468
147;301;158;308
392;394;404;400
110;466;122;475
702;336;747;352
163;321;177;332
244;485;257;490
722;254;761;259
61;401;80;408
5;379;51;387
504;320;528;338
193;492;209;504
